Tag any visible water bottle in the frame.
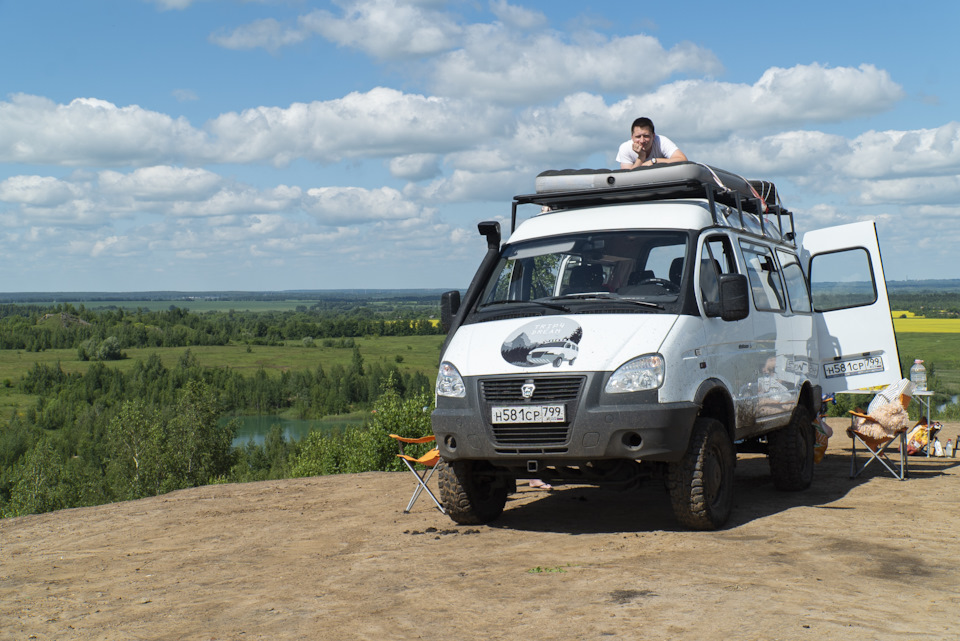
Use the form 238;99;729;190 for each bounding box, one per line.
946;439;954;458
910;359;927;392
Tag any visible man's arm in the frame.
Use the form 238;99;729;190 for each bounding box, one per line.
636;148;688;167
658;149;689;164
616;141;637;169
627;149;687;168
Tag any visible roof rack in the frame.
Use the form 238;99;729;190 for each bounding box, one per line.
510;162;795;245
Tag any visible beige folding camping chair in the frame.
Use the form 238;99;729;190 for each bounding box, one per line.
389;434;446;514
848;379;915;480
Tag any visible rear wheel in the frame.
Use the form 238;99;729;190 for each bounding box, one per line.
438;460;508;525
667;417;735;530
767;404;814;491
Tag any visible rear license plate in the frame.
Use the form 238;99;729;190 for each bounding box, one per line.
824;356;884;378
491;405;566;424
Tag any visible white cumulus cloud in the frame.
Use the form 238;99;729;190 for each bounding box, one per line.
98;166;224;201
0;94;208;166
206;87;510;165
0;175;83;206
295;0;463;60
303;185;429;224
622;64;904;141
431;29;722;104
389;154;442;181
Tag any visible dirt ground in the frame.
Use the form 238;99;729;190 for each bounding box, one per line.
3;418;960;641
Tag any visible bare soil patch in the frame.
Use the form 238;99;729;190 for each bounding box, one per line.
4;419;960;641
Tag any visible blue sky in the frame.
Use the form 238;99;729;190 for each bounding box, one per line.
1;0;958;292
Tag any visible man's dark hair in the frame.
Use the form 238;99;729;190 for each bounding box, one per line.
631;117;655;134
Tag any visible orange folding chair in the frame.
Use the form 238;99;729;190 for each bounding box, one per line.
389;434;446;514
847;379;915;480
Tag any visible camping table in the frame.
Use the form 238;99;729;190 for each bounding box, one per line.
914;390;935;455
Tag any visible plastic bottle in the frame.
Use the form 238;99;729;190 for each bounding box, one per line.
910;359;927;392
946;439;954;458
933;438;944;457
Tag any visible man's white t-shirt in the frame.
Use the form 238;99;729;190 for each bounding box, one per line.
616;134;680;165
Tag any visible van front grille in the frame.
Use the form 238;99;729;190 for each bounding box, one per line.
480;376;584;403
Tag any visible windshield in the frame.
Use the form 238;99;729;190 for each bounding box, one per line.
479;231;689;310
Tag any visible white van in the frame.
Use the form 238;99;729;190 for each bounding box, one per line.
432;162;900;530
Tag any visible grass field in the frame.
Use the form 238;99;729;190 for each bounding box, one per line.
0;335;445;380
0;335;446;415
895;332;960;394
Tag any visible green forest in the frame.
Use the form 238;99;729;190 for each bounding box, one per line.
887;292;960;318
0;300;443;519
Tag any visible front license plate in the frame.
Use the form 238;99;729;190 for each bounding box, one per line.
491;405;566;424
824;356;884;378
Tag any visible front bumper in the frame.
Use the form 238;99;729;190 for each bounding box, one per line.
432;372;699;464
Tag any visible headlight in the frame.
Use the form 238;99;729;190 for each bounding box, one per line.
436;361;466;398
604;354;664;393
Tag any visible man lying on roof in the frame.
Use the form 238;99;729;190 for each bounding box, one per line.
617;117;688;170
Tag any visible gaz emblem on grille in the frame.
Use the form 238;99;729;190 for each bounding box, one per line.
521;381;536;399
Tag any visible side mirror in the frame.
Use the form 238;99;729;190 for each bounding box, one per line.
719;274;750;321
440;290;461;333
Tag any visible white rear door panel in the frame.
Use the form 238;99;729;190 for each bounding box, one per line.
801;221;901;395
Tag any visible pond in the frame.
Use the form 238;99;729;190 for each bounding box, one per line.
224;415;366;447
936;394;960;415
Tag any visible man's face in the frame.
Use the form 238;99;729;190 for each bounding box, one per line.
631;126;654;152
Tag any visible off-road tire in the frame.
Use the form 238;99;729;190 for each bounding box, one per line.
767;404;814;491
666;417;735;530
437;460;508;525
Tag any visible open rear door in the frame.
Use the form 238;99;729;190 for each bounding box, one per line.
801;221;902;395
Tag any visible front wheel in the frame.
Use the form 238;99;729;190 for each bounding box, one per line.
437;460;508;525
767;404;814;491
666;417;736;530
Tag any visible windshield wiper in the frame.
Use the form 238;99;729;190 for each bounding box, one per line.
479;299;571;312
551;293;662;309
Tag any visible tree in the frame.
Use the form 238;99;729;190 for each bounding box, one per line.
96;336;124;361
107;400;164;500
292;377;434;477
161;380;236;491
6;437;73;516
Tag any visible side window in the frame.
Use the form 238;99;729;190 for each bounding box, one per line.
699;236;736;307
809;248;878;312
740;241;785;311
776;250;812;313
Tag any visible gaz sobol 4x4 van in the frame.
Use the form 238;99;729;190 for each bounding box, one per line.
432;162;900;530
